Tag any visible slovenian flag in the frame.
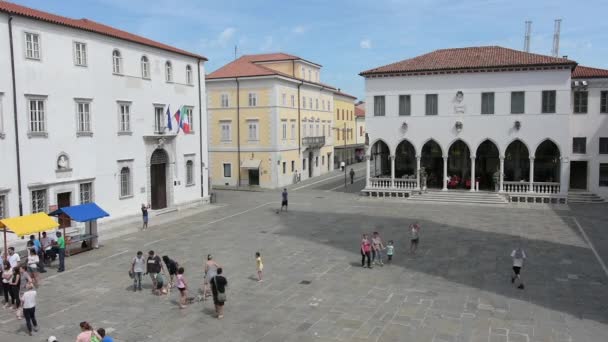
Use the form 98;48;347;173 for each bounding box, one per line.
173;107;181;133
166;106;172;131
181;106;191;134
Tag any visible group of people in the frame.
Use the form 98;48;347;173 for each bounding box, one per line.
359;223;420;268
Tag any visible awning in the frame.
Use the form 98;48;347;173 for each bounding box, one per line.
241;159;261;169
0;213;59;237
48;203;110;222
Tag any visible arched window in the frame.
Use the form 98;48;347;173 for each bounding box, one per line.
186;65;193;85
186;160;194;185
120;167;131;197
141;56;150;79
112;50;122;74
165;61;172;82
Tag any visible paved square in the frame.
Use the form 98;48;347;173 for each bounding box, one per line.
1;189;607;342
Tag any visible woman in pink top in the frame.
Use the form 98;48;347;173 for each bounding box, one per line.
176;267;187;309
360;234;372;268
76;321;101;342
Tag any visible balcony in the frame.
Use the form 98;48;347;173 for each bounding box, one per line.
302;136;325;149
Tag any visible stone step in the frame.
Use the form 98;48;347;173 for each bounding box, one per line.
410;190;508;204
567;191;605;203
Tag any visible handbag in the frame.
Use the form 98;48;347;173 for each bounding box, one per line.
128;270;134;279
213;276;226;302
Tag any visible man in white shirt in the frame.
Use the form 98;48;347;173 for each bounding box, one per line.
511;247;526;290
7;247;20;269
21;283;38;336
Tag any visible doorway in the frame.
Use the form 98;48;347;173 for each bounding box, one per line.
248;169;260;186
569;161;587;190
308;152;313;178
150;149;168;210
327;153;331;171
57;192;71;228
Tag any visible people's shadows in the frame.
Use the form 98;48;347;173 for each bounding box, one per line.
202;306;217;317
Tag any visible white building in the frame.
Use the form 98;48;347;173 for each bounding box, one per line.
0;2;210;226
361;46;608;203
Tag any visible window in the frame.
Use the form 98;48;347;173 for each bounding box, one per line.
28;98;45;133
303;123;307;137
573;137;586;154
118;103;131;132
542;90;556;113
322;100;325;110
74;42;87;66
322;124;325;137
182;107;194;133
342;109;344;120
112;50;122;74
186;160;194;185
154;106;164;133
481;92;494;114
315;156;318;167
315;123;319;136
291;161;295;172
308;70;312;81
301;67;305;78
282;120;287;140
574;91;588;113
309;98;312;109
282;162;286;174
302;97;306;109
601;91;608;113
120;167;132;197
223;163;232;178
247;120;258;141
141;56;150;78
221;94;229;108
291;95;295;107
425;94;438;115
337;130;340;141
374;96;385;116
31;189;46;213
79;182;93;204
600;164;608;187
248;93;258;107
322;155;325;165
327;101;331;111
186;65;193;85
511;91;525;114
599;138;608;154
76;101;91;134
220;121;231;141
24;33;40;60
399;95;411;116
336;109;339;120
360;126;363;136
282;93;286;106
303;159;306;170
165;61;173;82
291;121;295;140
315;99;319;110
0;194;6;219
309;123;313;137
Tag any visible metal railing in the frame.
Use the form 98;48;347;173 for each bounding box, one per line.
301;136;325;147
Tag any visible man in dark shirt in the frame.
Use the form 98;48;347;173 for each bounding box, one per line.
146;250;163;292
211;268;228;319
280;189;288;212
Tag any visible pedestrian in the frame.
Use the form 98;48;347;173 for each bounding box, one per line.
40;232;52;267
210;267;227;319
97;328;114;342
280;188;288;212
27;248;40;287
2;261;12;308
7;247;20;269
340;161;345;171
360;234;372;268
255;252;263;282
130;251;145;292
511;246;526;290
141;203;150;230
409;222;420;255
349;168;355;184
76;321;101;342
146;251;163;293
176;267;188;309
162;255;179;288
56;232;65;272
203;254;220;299
18;265;32;319
386;240;395;264
21;282;37;336
371;231;385;266
9;266;21;312
154;273;167;296
31;235;45;273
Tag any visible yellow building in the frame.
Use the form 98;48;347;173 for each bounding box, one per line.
333;91;363;168
207;53;345;188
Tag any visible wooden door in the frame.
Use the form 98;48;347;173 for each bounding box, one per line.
57;192;71;228
151;163;167;209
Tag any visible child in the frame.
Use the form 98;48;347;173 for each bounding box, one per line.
409;222;421;254
176;267;187;308
386;240;395;263
154;273;167;296
256;252;263;282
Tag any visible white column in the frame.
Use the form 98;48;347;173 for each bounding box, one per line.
470;156;476;192
390;155;395;188
365;154;371;188
442;156;448;191
528;157;535;193
559;157;568;195
499;157;505;192
416;156;421;190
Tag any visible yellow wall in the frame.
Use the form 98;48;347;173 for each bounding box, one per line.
334;95;357;146
262;61;294;76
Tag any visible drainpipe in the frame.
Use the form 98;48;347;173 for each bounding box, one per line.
236;78;241;187
297;81;303;155
8;15;24;216
197;59;204;198
291;60;295;77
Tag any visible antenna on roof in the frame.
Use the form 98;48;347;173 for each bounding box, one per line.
524;21;532;52
234;45;238;60
552;19;562;57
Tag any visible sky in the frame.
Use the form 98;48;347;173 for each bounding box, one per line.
12;0;608;99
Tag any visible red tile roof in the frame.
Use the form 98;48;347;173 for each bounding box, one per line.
0;1;206;60
334;90;357;100
360;46;575;76
355;107;365;117
572;65;608;79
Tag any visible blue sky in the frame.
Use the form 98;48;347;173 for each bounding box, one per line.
14;0;608;99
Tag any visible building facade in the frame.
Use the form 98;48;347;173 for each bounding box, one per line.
360;46;608;202
333;92;363;168
207;53;350;189
0;2;210;224
355;103;366;158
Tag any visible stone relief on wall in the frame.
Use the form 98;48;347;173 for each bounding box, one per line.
57;153;70;170
453;91;466;114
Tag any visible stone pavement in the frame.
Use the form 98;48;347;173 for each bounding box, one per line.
0;190;607;342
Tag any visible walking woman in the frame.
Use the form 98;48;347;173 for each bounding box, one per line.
511;246;526;290
203;255;220;299
76;321;102;342
2;261;12;308
27;248;40;287
176;267;188;309
360;234;372;268
9;266;21;311
210;268;228;319
21;283;38;336
371;232;385;266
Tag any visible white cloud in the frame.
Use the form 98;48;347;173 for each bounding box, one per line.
292;25;307;34
360;39;372;49
218;27;236;45
259;36;275;51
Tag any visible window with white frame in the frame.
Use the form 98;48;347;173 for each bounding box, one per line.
316;123;319;136
282;120;287;140
221;94;229;108
141;56;150;78
322;124;325;137
374;96;385;116
291;120;295;140
112;49;122;74
308;70;311;81
76;100;91;134
291;95;295;107
303;122;307;137
183;106;194;132
220;121;231;141
315;99;319;110
223;163;232;177
31;189;46;213
28;98;46;133
328;101;331;111
74;42;87;66
186;65;193;85
302;96;306;109
322;100;325;111
309;123;313;137
165;61;173;82
79;182;93;204
154;106;164;133
328;121;331;137
186;160;194;185
574;91;588;114
309;98;312;109
118;102;131;133
301;66;305;78
248;93;258;107
0;194;6;219
119;167;132;198
24;32;40;60
247;120;259;141
282;93;286;106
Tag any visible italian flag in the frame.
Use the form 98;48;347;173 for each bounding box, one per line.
181;106;191;134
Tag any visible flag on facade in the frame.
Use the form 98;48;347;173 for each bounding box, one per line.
181;106;191;134
173;107;181;133
166;106;172;131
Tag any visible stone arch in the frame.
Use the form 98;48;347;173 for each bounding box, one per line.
504;139;530;182
534;139;561;183
475;139;500;190
420;139;443;188
370;139;391;178
473;138;501;158
533;138;561;158
447;138;472;157
502;138;530;159
420;138;443;158
394;139;416;178
447;139;471;188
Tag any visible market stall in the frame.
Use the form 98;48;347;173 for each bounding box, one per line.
48;203;109;256
0;212;60;256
